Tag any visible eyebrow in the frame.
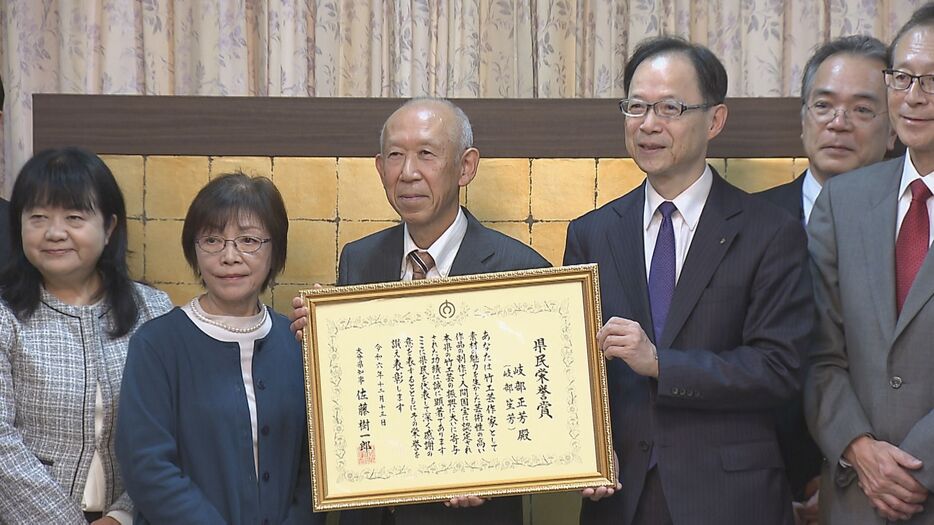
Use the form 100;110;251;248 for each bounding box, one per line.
810;88;882;103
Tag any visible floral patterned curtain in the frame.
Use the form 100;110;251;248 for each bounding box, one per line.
0;0;921;193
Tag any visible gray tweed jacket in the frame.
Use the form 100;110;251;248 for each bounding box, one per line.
0;282;171;524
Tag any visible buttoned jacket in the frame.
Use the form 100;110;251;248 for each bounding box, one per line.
806;156;934;524
0;283;171;524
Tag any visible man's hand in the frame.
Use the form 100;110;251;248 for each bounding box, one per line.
290;295;308;342
845;435;927;521
597;317;658;378
581;450;621;501
90;517;120;525
290;284;324;342
444;496;485;508
793;476;820;525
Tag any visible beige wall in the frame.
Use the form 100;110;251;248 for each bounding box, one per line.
105;154;809;312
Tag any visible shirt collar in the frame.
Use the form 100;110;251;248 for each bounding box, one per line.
801;169;822;221
402;207;468;278
643;164;713;231
900;149;934;199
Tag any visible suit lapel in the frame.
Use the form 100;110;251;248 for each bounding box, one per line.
606;184;654;337
449;209;495;277
660;172;741;349
860;164;901;342
371;224;405;283
792;172;806;223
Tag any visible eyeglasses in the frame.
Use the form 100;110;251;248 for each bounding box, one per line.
618;98;712;118
884;69;934;94
804;101;883;124
196;235;270;254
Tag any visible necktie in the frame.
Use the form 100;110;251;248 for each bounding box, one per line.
648;201;677;340
896;179;932;314
408;250;435;280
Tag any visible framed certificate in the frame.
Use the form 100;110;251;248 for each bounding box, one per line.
300;264;615;512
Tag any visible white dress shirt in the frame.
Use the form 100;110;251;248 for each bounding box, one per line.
643;165;713;283
801;169;822;226
400;207;468;280
896;149;934;245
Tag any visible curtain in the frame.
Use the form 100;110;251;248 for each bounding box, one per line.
0;0;921;193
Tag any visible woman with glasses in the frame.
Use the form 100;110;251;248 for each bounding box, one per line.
116;172;323;524
0;148;172;524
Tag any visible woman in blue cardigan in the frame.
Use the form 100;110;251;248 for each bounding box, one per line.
116;172;323;525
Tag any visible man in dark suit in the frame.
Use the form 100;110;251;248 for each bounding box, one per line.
294;97;548;525
806;6;934;523
758;35;896;524
571;37;813;525
760;35;895;223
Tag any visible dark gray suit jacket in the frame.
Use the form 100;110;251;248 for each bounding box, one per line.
338;207;550;525
758;174;824;500
567;170;812;525
759;173;805;224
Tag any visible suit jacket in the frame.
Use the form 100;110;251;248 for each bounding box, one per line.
338;207;550;525
805;156;934;524
0;283;171;523
758;173;824;500
0;198;11;269
759;172;805;224
566;170;812;525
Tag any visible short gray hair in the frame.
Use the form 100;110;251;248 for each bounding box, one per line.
379;97;474;155
800;35;887;102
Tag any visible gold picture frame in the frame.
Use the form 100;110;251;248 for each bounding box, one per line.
300;264;615;512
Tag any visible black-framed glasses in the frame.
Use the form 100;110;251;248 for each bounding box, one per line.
196;235;270;254
804;101;883;124
618;98;712;118
884;69;934;94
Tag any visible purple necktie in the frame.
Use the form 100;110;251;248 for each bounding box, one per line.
649;201;677;341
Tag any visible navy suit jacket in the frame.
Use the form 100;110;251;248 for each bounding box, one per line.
338;207;549;525
759;173;806;224
566;170;813;525
758;174;824;500
0;198;11;270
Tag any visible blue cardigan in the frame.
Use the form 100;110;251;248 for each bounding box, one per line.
116;308;323;525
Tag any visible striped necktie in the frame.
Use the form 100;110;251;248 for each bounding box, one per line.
408;250;435;280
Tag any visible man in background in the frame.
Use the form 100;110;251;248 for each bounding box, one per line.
759;34;896;524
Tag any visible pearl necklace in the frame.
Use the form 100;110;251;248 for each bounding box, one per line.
189;297;268;334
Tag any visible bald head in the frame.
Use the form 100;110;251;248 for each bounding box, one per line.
380;98;473;157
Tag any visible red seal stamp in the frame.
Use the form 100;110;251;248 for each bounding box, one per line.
358;442;377;464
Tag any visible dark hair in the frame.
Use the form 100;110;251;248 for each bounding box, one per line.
623;36;728;105
801;35;887;101
0;147;139;337
889;2;934;67
181;172;288;292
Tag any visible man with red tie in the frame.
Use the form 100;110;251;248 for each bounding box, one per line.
805;4;934;523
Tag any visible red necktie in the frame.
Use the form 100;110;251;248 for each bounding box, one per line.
896;179;932;314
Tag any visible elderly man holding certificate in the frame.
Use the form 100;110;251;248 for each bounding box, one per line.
294;97;550;525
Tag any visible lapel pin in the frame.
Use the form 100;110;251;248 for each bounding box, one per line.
719;238;726;244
